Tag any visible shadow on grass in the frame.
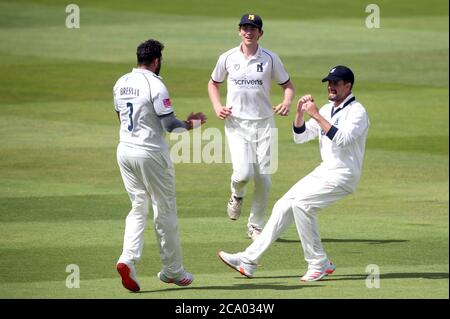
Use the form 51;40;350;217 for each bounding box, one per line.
139;281;323;294
276;238;409;244
255;272;448;281
324;272;449;281
136;273;448;294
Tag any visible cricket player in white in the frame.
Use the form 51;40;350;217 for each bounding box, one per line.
114;39;206;292
208;13;295;240
218;65;370;282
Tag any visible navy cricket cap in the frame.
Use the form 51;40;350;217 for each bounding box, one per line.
322;65;355;84
239;13;263;29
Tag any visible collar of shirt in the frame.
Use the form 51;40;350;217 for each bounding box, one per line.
330;93;355;117
239;43;262;61
132;68;162;79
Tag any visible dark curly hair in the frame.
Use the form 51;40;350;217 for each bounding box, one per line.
136;39;164;66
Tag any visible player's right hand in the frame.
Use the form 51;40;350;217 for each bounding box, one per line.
297;95;314;112
215;106;233;120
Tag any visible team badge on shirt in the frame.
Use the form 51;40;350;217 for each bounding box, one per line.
163;98;172;108
257;63;263;72
234;64;240;71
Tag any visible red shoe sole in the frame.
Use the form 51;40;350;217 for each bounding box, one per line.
117;263;140;292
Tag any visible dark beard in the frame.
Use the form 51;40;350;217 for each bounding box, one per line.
154;63;161;76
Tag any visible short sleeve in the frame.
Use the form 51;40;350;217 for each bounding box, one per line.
113;88;119;111
151;80;174;116
271;53;290;85
210;53;228;83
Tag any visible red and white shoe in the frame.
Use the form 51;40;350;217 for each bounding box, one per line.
301;261;336;282
325;261;336;275
217;251;257;278
158;271;193;287
116;262;140;292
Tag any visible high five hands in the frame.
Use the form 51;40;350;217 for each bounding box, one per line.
185;112;207;130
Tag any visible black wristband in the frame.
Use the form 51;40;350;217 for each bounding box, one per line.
293;122;306;134
326;125;338;140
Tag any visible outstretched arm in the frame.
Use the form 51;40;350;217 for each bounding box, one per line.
160;112;207;132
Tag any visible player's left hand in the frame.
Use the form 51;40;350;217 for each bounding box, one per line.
273;103;290;116
301;100;319;118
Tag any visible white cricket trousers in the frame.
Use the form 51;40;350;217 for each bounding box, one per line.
225;116;276;229
116;143;185;278
241;166;351;269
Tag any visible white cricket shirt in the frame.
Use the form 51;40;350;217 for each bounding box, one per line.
113;68;174;151
293;94;370;192
211;45;290;120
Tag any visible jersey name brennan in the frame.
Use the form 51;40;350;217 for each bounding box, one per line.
120;87;139;96
113;68;174;152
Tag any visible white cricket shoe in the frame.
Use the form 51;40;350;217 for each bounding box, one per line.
247;225;262;241
227;196;243;220
116;262;140;292
217;251;257;278
300;260;336;282
158;271;193;287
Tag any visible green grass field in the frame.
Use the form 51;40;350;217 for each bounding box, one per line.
0;0;448;299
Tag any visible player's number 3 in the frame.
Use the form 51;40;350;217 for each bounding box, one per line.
126;102;134;131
